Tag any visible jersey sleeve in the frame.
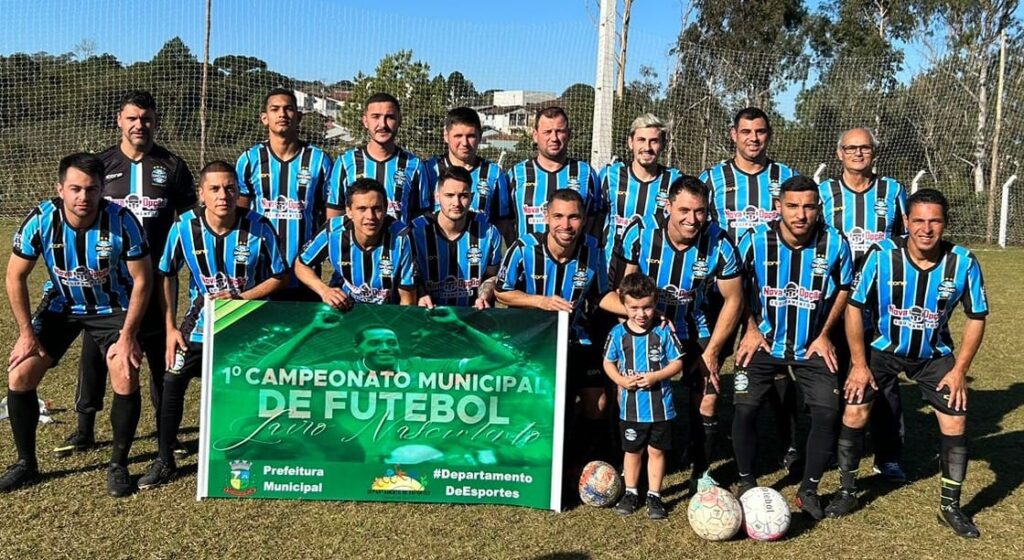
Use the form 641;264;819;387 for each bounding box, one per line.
617;219;642;265
169;159;197;212
396;231;417;289
298;224;332;268
603;329;622;363
893;183;908;236
715;233;742;280
120;210;150;260
12;209;42;260
835;237;853;289
485;224;503;268
235;150;255;199
496;241;526;292
849;246;879;308
326;156;348;210
493;168;515;220
158;222;184;276
259;220;289;278
661;328;684;363
413;160;433;219
961;253;989;319
488;169;511;221
587;165;606;216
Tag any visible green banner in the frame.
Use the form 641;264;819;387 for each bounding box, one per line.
197;300;567;511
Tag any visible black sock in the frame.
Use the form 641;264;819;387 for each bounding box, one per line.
837;425;865;491
732;405;759;484
687;405;706;474
7;389;39;467
695;414;718;476
109;391;141;467
800;406;838;493
77;411;96;437
940;434;968;510
158;375;191;462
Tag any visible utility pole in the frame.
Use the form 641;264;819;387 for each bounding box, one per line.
986;30;1007;244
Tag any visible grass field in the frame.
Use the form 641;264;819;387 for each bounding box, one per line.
0;217;1021;560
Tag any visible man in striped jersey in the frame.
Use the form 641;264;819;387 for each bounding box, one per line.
819;127;908;483
601;113;683;264
2;153;151;496
826;189;987;538
138;161;289;489
424;107;507;218
700;106;802;472
733;176;853;519
296;178;417;309
56;91;197;460
410;166;503;308
236;88;332;302
326;92;428;224
604;273;684;519
496;189;625;475
492;106;604;245
614;175;744;491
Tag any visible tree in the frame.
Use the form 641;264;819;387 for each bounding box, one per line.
445;71;478;107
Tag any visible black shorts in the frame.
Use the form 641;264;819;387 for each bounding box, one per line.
167;342;204;379
568;341;608;392
733;350;840;411
620;420;673;452
32;311;125;366
703;291;738;360
859;351;962;416
680;338;718;396
268;285;321;303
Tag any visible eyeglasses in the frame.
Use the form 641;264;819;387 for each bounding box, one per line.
841;145;874;154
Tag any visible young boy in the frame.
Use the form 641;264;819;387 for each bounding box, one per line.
603;273;684;519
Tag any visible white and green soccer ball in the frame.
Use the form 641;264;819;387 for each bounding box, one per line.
687;485;743;541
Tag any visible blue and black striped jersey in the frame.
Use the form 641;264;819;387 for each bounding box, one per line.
738;222;853;361
600;162;683;264
819;176;906;262
496;232;609;345
604;323;683;422
699;159;798;237
158;208;288;342
424;155;507;217
850;237;988;359
494;158;603;241
326;146;428;223
409;212;502;307
100;144;196;254
13;198;148;316
298;216;416;305
617;218;741;341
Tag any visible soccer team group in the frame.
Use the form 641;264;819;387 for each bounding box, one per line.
2;88;988;538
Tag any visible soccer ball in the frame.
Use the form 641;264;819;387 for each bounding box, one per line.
578;461;623;507
687;485;743;541
740;487;791;541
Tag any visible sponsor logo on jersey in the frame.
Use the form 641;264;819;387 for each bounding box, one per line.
348;283;390;305
723;206;777;229
764;282;822;310
426;276;480;300
105;172;124;181
889;304;940;330
54;266;111;287
659;285;694;306
523;204;546;225
151;166;168;186
260;196;306;220
108;194;167;220
199;272;246;295
847;227;886;252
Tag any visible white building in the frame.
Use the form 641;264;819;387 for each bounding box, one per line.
293;90;343;120
492;90;556;107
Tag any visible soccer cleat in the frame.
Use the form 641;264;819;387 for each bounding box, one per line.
781;447;802;472
646;494;668;520
0;460;40;493
939;506;981;538
614;492;640;516
690;470;719;495
137;458;177;490
872;462;907;483
106;464;134;498
735;480;756;498
824;490;859;518
796;490;825;520
171;439;190;458
53;430;96;458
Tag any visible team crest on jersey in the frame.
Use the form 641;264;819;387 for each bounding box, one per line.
393;169;407;186
811;256;829;276
769;180;781;197
95;238;113;258
379;257;394;277
873;198;889;217
655;189;669;208
567;177;581;191
298;168;312;187
647;344;663;363
151;166;168;186
467;246;482;265
572;269;589;288
477;181;490;196
692;258;709;279
938;279;957;300
233;244;250;264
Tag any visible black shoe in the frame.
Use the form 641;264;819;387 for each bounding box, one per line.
171;439;190;458
939;506;980;538
825;489;858;518
646;494;668;520
0;460;40;492
106;464;134;498
138;458;176;490
796;490;825;520
872;462;908;483
736;480;756;498
614;492;640;515
781;447;801;472
53;430;96;458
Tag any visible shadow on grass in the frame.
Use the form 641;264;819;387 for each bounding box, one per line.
531;554;590;560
